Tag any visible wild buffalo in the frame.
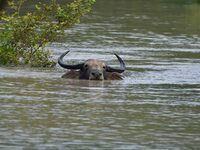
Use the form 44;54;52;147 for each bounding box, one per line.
58;51;126;80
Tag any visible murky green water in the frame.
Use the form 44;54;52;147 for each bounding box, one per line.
1;0;200;149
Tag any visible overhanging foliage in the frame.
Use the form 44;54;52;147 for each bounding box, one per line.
0;0;95;67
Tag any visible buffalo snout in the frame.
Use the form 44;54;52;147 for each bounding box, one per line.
89;69;104;80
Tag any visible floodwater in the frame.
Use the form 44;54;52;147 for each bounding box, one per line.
1;0;200;149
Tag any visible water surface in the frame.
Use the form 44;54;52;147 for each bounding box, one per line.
0;0;200;149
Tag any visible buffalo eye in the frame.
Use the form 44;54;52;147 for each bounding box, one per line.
84;64;89;70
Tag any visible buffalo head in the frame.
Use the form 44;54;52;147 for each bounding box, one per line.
58;51;126;80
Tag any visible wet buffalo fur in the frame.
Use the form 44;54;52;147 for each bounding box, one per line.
62;70;123;80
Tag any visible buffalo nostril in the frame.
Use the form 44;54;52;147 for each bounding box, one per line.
90;71;103;79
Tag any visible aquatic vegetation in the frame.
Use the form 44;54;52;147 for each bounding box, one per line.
0;0;95;67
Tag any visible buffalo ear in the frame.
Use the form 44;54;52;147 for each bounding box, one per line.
62;70;80;79
105;72;123;80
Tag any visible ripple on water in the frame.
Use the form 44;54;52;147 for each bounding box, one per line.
1;0;200;148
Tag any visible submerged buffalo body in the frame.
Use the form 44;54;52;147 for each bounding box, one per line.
58;51;126;80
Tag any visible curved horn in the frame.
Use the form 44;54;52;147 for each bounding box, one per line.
106;53;126;73
58;51;84;69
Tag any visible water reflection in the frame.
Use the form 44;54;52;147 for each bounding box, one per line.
61;0;200;48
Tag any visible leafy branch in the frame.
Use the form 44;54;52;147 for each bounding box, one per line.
0;0;95;67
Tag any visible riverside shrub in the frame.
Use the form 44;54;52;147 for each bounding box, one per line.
0;0;95;67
